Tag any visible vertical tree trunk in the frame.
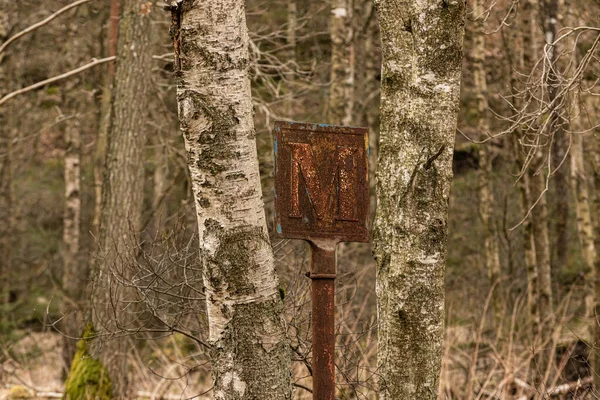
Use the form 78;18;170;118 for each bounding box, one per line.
0;2;11;322
90;0;152;396
530;168;553;327
570;118;595;316
285;0;297;117
171;1;292;399
62;111;82;367
542;0;569;271
511;144;539;339
590;118;600;392
93;0;120;234
472;0;502;319
531;0;555;362
152;137;168;226
328;0;354;125
565;1;595;319
61;7;95;369
508;0;541;342
373;1;465;398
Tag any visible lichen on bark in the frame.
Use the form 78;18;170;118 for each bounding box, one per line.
373;0;465;398
173;0;292;398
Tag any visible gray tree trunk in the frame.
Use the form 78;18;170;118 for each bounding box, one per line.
285;0;297;117
171;1;292;399
93;0;120;235
590;114;600;392
472;0;502;320
373;0;465;398
541;0;570;272
508;0;541;343
328;0;354;125
90;0;152;396
0;2;11;322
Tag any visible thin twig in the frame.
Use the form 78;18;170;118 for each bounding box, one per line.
0;0;95;55
0;56;116;107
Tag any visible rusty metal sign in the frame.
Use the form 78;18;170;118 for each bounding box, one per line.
273;121;370;244
273;120;370;400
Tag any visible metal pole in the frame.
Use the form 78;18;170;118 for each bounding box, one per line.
309;240;336;400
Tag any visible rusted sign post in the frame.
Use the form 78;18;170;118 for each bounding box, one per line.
273;121;370;400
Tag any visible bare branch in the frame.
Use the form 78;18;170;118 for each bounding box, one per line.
0;56;116;106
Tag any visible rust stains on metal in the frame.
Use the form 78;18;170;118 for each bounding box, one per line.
273;121;370;244
272;121;370;400
310;242;336;400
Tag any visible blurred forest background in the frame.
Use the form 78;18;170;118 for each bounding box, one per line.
1;0;600;398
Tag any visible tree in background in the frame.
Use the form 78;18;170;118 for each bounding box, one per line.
88;0;153;396
170;0;292;398
472;0;502;319
0;0;12;324
541;0;570;273
93;0;120;234
328;0;353;125
373;0;465;398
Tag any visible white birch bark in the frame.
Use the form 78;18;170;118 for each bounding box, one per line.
328;0;354;125
62;113;82;365
285;0;297;117
373;0;465;398
171;1;292;398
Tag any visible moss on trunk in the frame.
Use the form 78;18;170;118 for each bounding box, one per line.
63;326;112;400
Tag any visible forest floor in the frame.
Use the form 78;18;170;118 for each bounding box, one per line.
1;332;63;399
0;331;209;399
0;326;595;399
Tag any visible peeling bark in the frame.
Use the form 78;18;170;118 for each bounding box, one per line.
373;0;465;398
172;1;292;398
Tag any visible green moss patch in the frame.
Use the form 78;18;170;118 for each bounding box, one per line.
63;325;112;400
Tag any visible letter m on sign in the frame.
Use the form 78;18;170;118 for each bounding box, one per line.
273;121;370;243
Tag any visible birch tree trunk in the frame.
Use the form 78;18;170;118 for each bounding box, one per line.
328;0;354;125
373;1;465;398
170;1;292;398
62;107;82;367
472;0;502;319
90;0;152;396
